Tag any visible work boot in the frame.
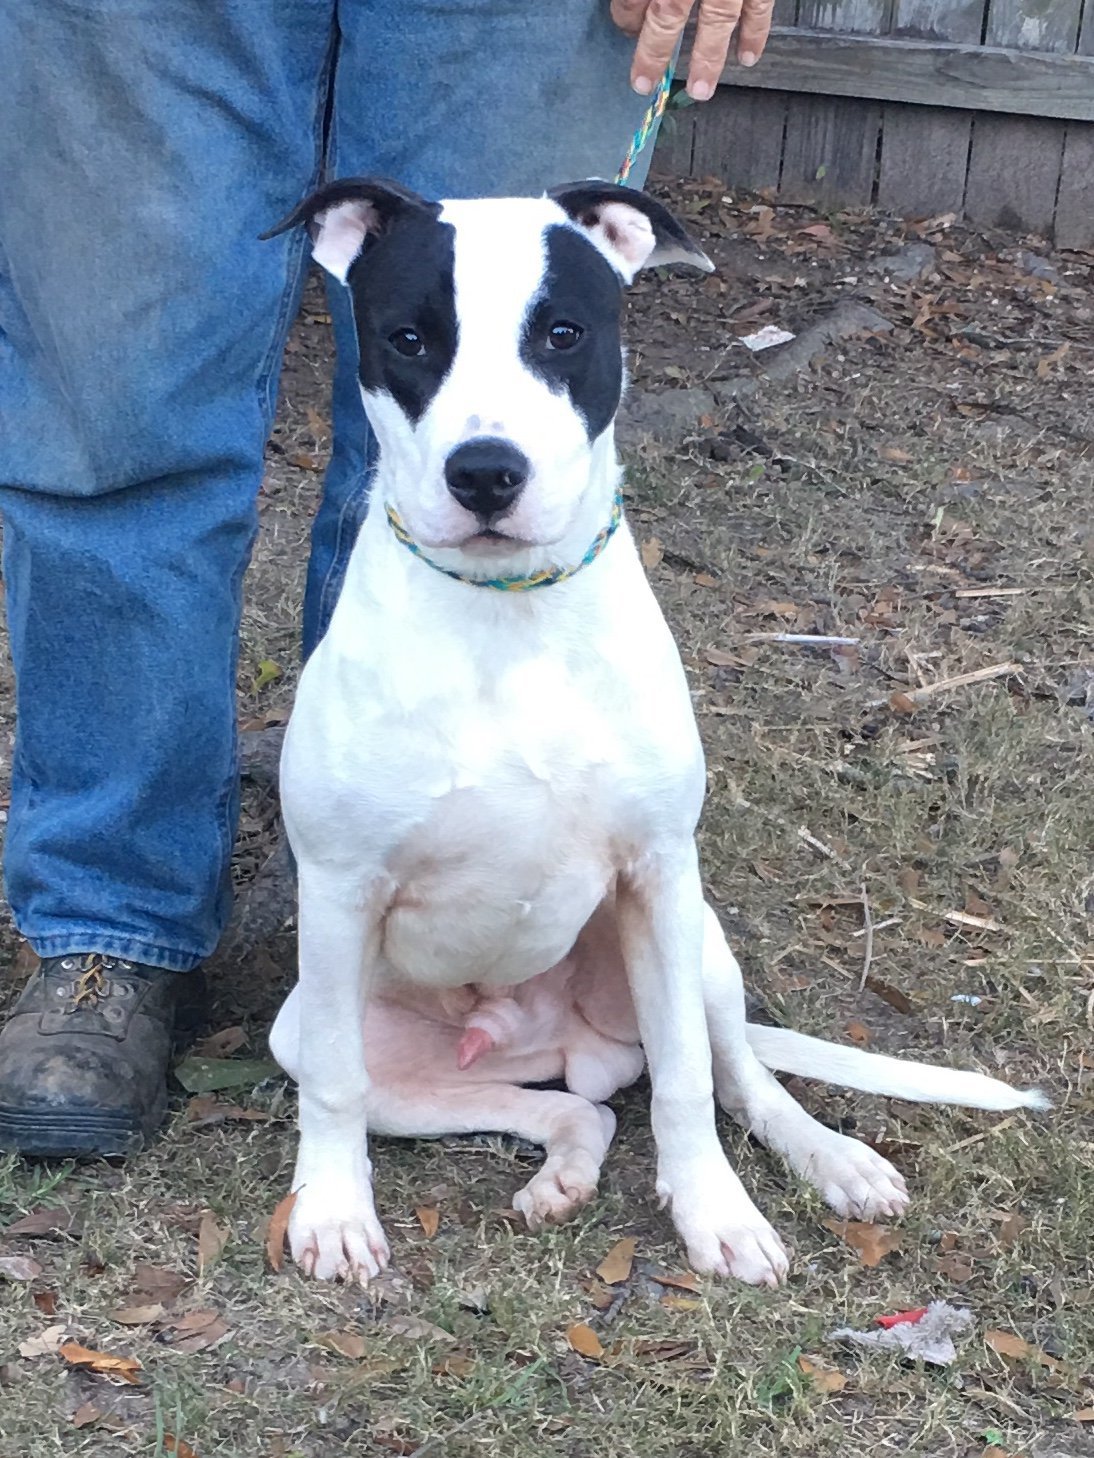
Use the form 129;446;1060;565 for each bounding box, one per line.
0;954;202;1157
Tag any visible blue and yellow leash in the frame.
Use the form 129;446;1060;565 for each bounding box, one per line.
384;62;672;591
615;60;676;185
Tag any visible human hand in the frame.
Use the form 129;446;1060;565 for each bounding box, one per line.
611;0;775;101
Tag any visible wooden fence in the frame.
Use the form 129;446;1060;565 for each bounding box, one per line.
655;0;1094;247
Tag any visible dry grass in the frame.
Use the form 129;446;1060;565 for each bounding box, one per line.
1;184;1092;1457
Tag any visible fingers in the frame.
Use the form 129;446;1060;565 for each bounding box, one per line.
627;0;696;96
687;0;745;100
610;0;652;39
735;0;776;67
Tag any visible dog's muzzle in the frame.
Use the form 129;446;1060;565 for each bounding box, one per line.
444;438;530;521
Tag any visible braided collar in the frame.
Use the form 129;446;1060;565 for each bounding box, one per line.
384;490;624;591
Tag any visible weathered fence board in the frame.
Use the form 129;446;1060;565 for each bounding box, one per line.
779;0;886;204
964;0;1081;233
662;0;1094;243
1054;2;1094;248
877;0;980;213
690;89;788;193
705;30;1094;120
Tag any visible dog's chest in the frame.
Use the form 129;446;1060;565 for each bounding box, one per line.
379;663;641;986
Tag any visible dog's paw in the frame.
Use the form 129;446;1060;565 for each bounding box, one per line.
289;1188;391;1285
660;1167;789;1287
805;1133;909;1221
513;1152;601;1230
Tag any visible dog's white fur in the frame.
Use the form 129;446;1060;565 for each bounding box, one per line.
270;190;1046;1287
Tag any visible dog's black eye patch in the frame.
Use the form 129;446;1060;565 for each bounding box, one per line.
520;225;623;441
348;214;458;423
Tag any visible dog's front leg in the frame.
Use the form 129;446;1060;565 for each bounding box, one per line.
284;868;390;1285
616;849;788;1287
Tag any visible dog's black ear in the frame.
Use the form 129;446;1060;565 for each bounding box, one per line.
260;176;441;283
548;181;713;283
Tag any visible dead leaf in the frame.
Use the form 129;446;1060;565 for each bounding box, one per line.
845;1020;871;1046
287;452;322;471
566;1323;604;1359
985;1328;1066;1372
1074;1408;1094;1421
191;1026;247;1059
889;690;919;715
266;1192;296;1273
864;974;915;1014
596;1237;636;1286
33;1289;58;1316
110;1304;165;1326
650;1270;701;1293
1036;341;1071;378
59;1342;142;1384
185;1095;271;1127
660;1295;701;1312
132;1264;189;1303
164;1437;199;1458
18;1324;67;1358
704;647;739;667
319;1330;367;1360
197;1212;228;1274
71;1403;102;1429
797;1354;847;1394
936;1251;974;1282
824;1218;902;1268
433;1353;475;1379
415;1206;440;1240
0;1254;42;1281
385;1314;455;1346
640;537;664;570
998;1212;1026;1246
693;572;718;588
168;1315;230;1355
5;1206;79;1239
880;446;913;464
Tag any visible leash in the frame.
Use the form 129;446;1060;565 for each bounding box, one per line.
385;489;624;592
615;60;675;184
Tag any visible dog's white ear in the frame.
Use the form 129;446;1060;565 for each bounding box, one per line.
549;181;714;283
261;177;440;283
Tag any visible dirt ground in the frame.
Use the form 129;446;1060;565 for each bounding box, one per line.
1;175;1092;1458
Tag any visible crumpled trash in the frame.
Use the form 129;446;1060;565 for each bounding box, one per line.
831;1301;974;1366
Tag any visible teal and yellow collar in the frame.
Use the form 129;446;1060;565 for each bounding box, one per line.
385;490;624;591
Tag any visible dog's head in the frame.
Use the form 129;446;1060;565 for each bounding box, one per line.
265;179;711;559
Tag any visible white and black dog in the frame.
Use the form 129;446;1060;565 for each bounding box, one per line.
265;179;1047;1288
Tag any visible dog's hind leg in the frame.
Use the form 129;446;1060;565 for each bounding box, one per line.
700;905;909;1221
369;1081;616;1230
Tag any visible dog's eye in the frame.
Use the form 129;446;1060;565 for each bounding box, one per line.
389;328;425;358
547;321;583;351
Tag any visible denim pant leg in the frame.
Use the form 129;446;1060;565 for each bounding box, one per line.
0;2;334;968
302;0;661;655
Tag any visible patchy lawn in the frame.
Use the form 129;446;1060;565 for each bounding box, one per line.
1;177;1092;1458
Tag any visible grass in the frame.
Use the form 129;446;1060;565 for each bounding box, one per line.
1;186;1092;1456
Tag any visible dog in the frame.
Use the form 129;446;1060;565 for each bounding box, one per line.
264;178;1047;1288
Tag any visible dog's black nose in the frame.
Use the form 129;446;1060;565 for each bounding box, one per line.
444;438;530;519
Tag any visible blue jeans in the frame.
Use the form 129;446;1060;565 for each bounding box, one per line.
0;1;657;971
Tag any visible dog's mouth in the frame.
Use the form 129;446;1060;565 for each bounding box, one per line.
460;526;536;554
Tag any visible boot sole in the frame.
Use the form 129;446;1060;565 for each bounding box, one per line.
0;1089;167;1159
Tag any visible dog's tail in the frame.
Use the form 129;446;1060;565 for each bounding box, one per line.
745;1023;1051;1111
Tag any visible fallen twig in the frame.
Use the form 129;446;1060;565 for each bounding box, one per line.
857;883;875;992
852;915;901;939
798;826;850;867
749;633;860;646
866;661;1020;710
945;909;1005;933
